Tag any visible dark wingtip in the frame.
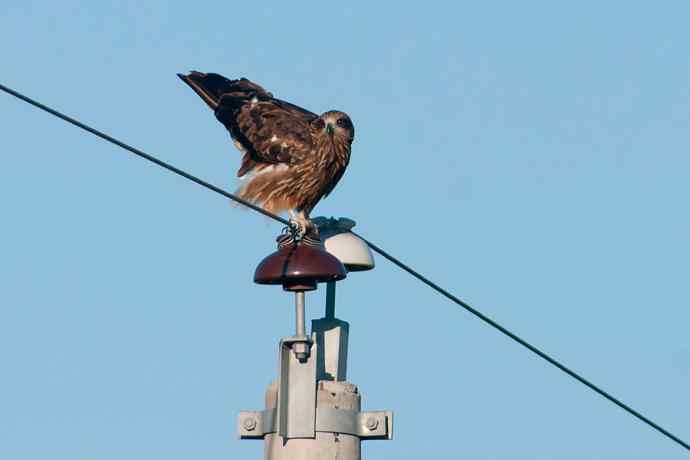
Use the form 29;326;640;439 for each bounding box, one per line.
177;72;192;84
177;71;205;82
177;71;220;110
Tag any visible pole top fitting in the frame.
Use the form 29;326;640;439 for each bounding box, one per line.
254;233;347;292
312;217;375;272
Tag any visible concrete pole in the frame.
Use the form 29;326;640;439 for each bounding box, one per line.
263;380;362;460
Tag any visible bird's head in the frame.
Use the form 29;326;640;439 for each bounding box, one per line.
313;111;354;143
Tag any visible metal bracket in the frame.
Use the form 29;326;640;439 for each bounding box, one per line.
238;408;393;440
277;335;317;439
318;408;393;440
312;317;349;381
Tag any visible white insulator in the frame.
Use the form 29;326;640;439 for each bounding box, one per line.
323;232;375;272
313;217;375;272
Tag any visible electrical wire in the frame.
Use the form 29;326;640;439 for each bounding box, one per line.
1;82;688;452
0;83;290;227
351;231;690;451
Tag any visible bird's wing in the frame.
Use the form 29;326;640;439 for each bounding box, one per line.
227;98;316;176
322;165;348;199
178;71;318;177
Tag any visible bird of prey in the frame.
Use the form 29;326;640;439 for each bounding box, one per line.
177;71;354;237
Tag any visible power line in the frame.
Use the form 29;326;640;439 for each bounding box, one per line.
0;83;290;227
1;81;688;452
352;231;690;451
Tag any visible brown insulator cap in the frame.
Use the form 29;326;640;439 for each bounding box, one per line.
254;234;347;292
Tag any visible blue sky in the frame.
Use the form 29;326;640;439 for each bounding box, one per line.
1;1;689;459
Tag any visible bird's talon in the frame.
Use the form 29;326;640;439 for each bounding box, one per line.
288;219;307;240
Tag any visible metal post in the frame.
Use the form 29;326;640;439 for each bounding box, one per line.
293;291;309;361
325;281;336;319
296;291;306;337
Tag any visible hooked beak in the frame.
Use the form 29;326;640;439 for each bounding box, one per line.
326;124;334;135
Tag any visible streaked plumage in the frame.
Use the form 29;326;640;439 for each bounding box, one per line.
177;71;354;235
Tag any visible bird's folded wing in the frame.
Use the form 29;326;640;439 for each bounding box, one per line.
178;71;319;177
228;101;315;173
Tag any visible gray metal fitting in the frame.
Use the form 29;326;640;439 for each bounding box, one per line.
238;408;393;440
242;417;257;431
365;417;379;431
293;341;310;361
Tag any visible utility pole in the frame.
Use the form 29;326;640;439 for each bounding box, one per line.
238;218;393;460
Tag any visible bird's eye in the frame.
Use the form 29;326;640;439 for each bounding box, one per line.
336;118;350;128
312;118;325;130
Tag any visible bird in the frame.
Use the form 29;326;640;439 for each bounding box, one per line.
177;71;354;238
